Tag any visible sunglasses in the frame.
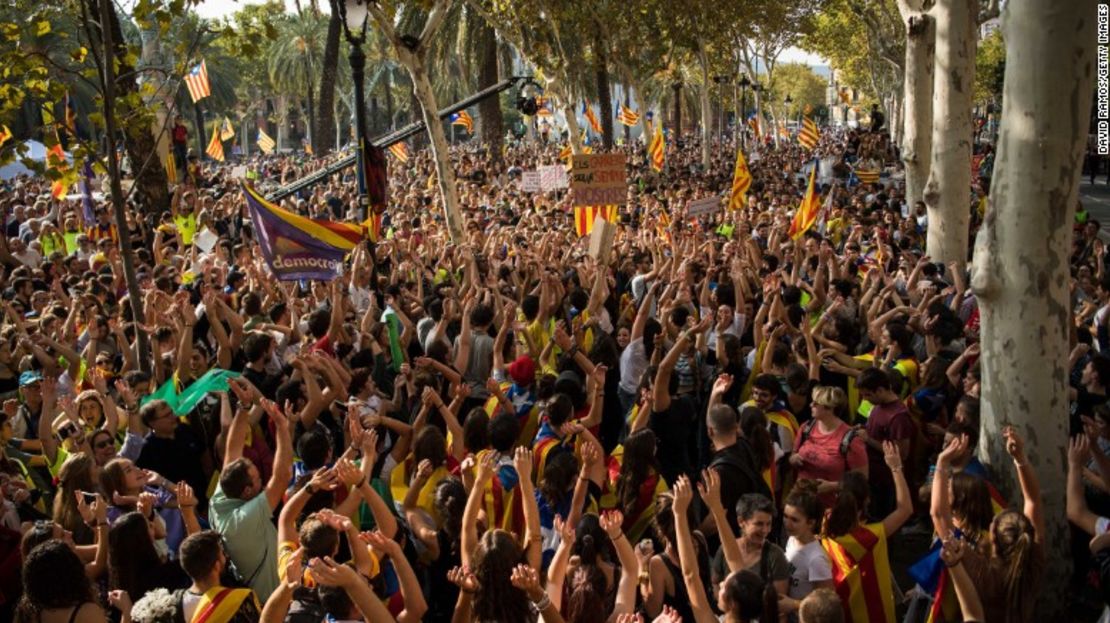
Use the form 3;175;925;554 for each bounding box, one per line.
94;439;114;450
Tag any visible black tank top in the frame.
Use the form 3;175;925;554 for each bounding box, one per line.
659;554;697;623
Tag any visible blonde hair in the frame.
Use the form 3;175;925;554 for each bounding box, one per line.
811;386;847;410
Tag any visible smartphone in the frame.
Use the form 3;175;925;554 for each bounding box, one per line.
80;491;97;504
57;423;77;441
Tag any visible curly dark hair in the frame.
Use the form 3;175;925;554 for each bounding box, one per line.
16;540;96;623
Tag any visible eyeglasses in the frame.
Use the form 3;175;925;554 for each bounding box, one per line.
94;439;114;450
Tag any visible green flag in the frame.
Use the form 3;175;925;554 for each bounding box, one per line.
382;310;404;373
139;368;241;416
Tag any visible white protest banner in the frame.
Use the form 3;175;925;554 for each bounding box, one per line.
687;195;722;217
231;165;248;179
538;165;568;191
521;171;542;192
570;153;627;206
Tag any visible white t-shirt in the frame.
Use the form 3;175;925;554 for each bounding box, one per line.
785;536;833;602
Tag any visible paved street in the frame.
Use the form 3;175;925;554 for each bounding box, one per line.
1080;179;1110;241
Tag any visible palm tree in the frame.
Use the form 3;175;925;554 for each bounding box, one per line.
269;12;328;150
314;0;341;155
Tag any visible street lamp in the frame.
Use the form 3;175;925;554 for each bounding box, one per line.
337;0;370;223
784;94;793;126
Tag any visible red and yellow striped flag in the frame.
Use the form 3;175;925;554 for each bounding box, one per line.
855;168;880;184
648;125;665;172
46;142;68;200
727;147;752;211
617;104;640;127
788;162;820;239
0;125;10;147
821;523;896;623
574;205;618;237
205;122;225;162
165;152;177;184
799;115;820;150
583;103;602;134
388;142;409;162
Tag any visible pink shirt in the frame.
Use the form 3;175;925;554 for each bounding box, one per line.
793;421;867;507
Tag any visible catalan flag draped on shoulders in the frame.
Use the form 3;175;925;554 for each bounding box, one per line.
822;522;897;623
788;161;821;239
599;445;670;543
186;585;261;623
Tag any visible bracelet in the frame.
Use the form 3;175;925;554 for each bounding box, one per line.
532;593;552;611
609;532;626;541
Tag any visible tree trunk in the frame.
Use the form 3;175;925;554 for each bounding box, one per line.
623;86;631;145
305;87;316;150
672;83;682;141
314;5;340;154
595;30;614;149
476;19;503;156
971;1;1097;616
407;57;465;241
87;0;152;372
275;96;287;151
696;51;712;168
922;0;975;268
900;7;935;206
562;96;583;154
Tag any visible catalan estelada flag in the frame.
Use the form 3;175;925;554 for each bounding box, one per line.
184;60;211;103
0;125;10;147
788;161;821;239
574;205;618;237
205;122;225;162
799;115;820;150
388;142;409;162
450;110;474;133
648;125;665;172
617;104;640;127
257;129;276;154
558;143;572;162
219;117;236;141
727;147;752;211
583;103;602;134
241;182;363;281
747;114;762;140
821;523;896;623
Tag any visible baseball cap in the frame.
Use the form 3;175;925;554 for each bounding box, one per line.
19;370;43;387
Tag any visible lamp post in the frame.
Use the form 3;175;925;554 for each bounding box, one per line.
337;0;370;223
783;94;793;129
738;74;751;149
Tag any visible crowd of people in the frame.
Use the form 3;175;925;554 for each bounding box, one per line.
0;113;1095;623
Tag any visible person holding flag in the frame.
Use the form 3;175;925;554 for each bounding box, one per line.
788;160;822;239
727;147;752;210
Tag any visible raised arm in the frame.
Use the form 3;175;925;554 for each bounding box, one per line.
263;400;295;511
881;440;914;537
1004;426;1044;543
671;476;718;623
514;447;542;570
461;451;496;567
929;434;966;539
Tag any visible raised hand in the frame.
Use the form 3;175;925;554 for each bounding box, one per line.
599;510;625;540
882;440;903;472
334;458;364;488
513;446;534;484
308;556;360;589
711;373;733;398
447;565;479;593
937;434;969;467
697;468;721;509
411;458;434;488
1069;434;1092;467
553;514;575;545
175;481;197;509
509;563;544;601
1003;426;1026;464
672;475;693;516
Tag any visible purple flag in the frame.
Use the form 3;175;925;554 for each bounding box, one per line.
241;183;359;281
79;161;95;223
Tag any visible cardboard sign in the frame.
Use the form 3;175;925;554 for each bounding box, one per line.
570;153;627;206
588;216;617;261
687;195;722;217
521;171;542;192
538;165;568;191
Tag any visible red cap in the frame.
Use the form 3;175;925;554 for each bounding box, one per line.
507;355;536;386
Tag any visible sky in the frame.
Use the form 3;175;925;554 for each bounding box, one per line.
192;0;829;69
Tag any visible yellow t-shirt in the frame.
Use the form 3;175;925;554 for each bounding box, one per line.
174;213;198;245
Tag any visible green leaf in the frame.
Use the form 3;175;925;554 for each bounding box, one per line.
1;23;19;42
35;20;50;36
